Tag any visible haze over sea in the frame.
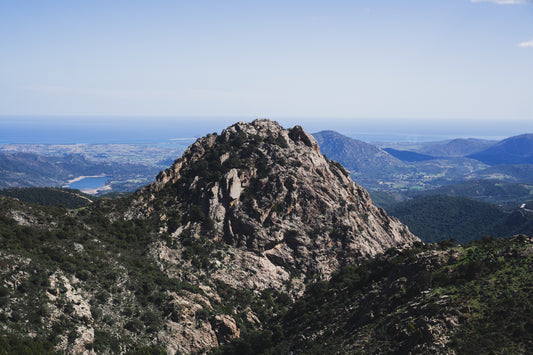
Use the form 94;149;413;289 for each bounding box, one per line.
2;116;532;145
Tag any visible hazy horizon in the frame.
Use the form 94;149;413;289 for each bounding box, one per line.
1;115;532;145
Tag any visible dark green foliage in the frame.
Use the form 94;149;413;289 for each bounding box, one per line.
274;135;288;148
387;195;507;243
222;154;243;171
387;195;533;243
368;190;401;209
166;210;182;234
0;187;94;209
0;334;55;355
181;234;219;270
195;308;210;321
0;196;181;353
125;318;144;333
126;344;167;355
263;135;288;149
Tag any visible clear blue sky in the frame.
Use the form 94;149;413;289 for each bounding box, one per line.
1;0;532;121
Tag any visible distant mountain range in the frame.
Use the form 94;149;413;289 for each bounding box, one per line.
414;138;496;157
312;131;484;190
311;131;533;196
312;130;403;172
386;133;533;165
467;134;533;165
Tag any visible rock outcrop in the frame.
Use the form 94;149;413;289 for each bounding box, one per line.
136;119;417;279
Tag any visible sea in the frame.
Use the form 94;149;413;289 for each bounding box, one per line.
1;116;532;144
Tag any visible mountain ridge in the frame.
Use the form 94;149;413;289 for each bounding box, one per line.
312;130;404;172
467;133;533;165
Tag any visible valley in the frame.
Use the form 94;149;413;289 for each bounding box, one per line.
0;143;186;194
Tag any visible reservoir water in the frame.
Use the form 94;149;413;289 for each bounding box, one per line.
68;176;109;190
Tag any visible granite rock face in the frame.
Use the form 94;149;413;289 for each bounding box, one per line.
138;119;417;279
81;119;418;353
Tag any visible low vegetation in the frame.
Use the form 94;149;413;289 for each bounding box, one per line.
215;236;533;354
386;195;533;243
0;187;94;209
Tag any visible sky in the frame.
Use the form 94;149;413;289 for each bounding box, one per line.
0;0;532;123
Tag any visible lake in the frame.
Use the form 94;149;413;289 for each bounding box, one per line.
68;176;109;190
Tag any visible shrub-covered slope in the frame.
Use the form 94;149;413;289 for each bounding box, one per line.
386;195;533;243
216;236;533;354
0;187;94;209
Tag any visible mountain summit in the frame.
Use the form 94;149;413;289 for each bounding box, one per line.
132;119;416;278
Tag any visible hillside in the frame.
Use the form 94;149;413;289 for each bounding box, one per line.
417;138;496;157
312;130;404;172
386;196;505;243
1;120;532;354
0;187;94;209
467;134;533;165
216;236;533;354
386;195;533;243
409;179;533;205
0;120;417;354
383;148;435;162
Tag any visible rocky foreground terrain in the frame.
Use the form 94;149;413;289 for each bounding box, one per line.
215;235;533;354
1;120;531;354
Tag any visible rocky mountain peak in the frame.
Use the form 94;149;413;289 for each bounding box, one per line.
135;119;417;279
0;119;419;355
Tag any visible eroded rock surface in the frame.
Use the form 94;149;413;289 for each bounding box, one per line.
139;119;417;279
